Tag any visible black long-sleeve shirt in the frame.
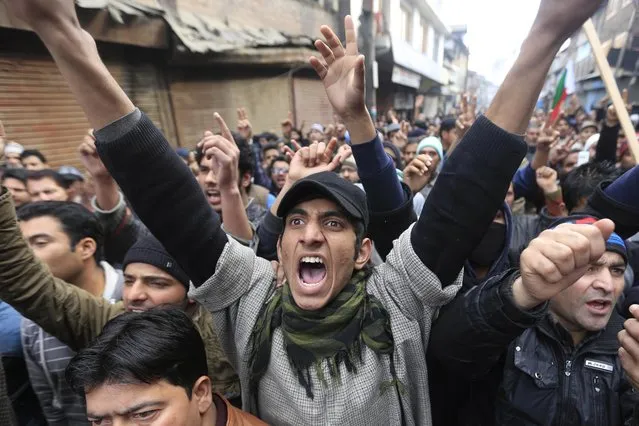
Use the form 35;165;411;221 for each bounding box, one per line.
95;110;526;289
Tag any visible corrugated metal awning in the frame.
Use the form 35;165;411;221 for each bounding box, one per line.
165;11;314;54
76;0;314;54
76;0;163;24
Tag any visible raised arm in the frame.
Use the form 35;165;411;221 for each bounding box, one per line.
595;90;629;164
309;17;414;258
6;1;134;129
430;219;613;375
79;131;149;265
198;122;254;242
3;0;228;285
412;0;604;286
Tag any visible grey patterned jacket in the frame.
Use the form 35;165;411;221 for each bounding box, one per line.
191;227;462;426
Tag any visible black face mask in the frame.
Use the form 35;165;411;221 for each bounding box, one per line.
469;222;506;268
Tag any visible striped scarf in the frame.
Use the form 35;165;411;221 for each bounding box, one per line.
248;270;399;400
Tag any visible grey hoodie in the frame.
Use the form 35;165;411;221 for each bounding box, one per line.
21;262;123;425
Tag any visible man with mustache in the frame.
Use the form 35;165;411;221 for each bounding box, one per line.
430;216;636;425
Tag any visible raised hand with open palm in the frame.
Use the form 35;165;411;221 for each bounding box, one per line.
309;16;376;145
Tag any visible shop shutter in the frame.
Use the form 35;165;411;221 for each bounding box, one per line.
169;71;290;148
292;76;334;131
0;52;173;168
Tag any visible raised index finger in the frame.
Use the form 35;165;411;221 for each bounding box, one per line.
460;94;468;113
214;113;234;143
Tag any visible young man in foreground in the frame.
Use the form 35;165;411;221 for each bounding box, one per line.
66;308;264;425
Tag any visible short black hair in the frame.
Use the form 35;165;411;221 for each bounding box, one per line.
268;156;289;176
439;118;456;138
262;142;280;156
561;161;622;212
1;168;28;185
26;169;70;189
66;308;208;398
20;149;47;164
257;132;279;142
17;201;105;261
194;136;254;177
235;137;254;177
402;139;418;152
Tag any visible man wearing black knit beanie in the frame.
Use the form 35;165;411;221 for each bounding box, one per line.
122;235;192;310
0;232;242;405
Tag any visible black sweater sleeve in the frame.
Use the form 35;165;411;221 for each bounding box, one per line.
429;269;547;378
595;123;619;164
411;116;527;286
369;182;416;261
95;113;227;286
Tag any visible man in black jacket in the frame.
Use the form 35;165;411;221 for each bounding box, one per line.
429;216;639;425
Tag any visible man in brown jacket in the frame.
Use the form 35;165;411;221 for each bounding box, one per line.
0;189;240;403
66;308;264;426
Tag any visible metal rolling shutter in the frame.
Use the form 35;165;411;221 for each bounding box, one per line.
292;76;334;130
120;61;178;147
169;72;290;148
0;52;173;169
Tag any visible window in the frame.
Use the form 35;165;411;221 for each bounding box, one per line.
432;31;440;62
400;5;413;43
576;42;591;61
421;20;429;54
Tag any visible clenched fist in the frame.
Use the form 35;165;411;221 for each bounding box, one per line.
403;154;433;194
513;219;614;309
535;166;559;195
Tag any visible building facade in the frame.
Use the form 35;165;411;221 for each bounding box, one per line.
543;0;638;112
441;25;469;115
351;0;449;120
0;0;342;168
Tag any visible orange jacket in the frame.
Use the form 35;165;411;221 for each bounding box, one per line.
216;394;267;426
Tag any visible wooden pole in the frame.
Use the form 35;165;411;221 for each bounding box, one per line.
582;18;639;161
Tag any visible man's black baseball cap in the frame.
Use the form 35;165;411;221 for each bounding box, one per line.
277;171;369;229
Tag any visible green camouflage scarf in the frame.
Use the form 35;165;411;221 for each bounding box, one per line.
248;270;399;399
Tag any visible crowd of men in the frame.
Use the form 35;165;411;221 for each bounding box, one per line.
1;0;639;424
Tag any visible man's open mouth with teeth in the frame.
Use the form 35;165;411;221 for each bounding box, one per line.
298;256;327;288
585;298;613;315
